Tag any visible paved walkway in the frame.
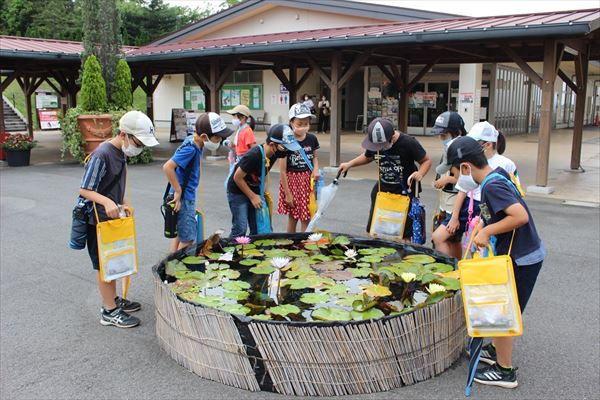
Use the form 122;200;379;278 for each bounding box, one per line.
16;125;600;205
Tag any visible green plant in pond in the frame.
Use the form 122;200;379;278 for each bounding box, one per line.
268;304;300;317
351;308;384;321
222;281;251;291
312;307;352;321
300;292;330;305
224;291;250;301
250;265;275;275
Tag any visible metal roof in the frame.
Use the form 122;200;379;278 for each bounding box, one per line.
127;9;600;61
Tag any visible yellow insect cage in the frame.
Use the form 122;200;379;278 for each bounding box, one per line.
94;204;138;283
459;231;523;337
369;191;410;240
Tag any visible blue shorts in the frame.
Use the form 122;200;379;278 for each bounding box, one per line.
177;199;197;243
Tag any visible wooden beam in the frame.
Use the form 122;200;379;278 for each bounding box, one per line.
338;50;371;88
435;45;487;60
288;64;297;104
571;45;589;170
535;39;557;187
407;62;436;91
329;51;341;166
191;61;210;88
0;72;18;92
44;78;63;95
376;63;399;89
215;58;240;91
189;72;210;94
296;66;313;91
398;61;409;133
306;55;332;88
554;43;565;78
208;60;218;112
560;38;586;54
271;66;291;89
148;74;164;93
557;69;577;93
501;44;542;87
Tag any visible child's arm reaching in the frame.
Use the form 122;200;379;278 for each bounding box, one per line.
474;203;529;247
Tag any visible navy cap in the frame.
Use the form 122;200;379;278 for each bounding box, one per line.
362;118;395;151
431;111;467;136
267;124;301;151
446;136;485;167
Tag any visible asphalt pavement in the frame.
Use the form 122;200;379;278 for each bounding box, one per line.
1;159;599;400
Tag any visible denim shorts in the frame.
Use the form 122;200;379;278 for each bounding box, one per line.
177;199;197;243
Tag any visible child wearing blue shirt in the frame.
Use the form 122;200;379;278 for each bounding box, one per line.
163;112;232;252
446;136;544;389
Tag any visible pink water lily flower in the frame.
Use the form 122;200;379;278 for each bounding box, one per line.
235;236;251;245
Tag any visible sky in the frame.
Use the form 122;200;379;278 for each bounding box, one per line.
164;0;599;17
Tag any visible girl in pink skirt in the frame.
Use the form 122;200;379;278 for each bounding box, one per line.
278;103;320;232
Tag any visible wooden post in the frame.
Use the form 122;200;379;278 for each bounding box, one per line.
209;61;219;113
488;63;497;125
524;80;532;134
398;61;409;133
288;64;297;105
330;52;341;167
535;40;558;187
0;81;5;133
145;73;154;121
570;44;589;170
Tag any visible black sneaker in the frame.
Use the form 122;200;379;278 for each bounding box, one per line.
115;296;141;313
479;343;497;365
474;363;518;389
100;307;140;328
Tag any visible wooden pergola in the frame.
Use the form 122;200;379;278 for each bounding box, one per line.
1;9;599;188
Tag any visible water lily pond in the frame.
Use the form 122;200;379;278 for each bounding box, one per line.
160;232;460;322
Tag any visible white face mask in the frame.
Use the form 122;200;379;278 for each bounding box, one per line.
203;139;221;152
232;118;241;128
122;135;143;157
457;163;479;192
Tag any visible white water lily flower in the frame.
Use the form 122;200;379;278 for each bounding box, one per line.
270;257;291;269
218;252;234;261
344;249;358;259
400;272;416;283
427;283;446;294
307;233;323;242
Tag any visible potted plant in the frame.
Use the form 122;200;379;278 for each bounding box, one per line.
2;133;37;166
0;132;11;161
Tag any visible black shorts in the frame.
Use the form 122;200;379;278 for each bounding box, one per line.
514;261;543;312
86;223;100;271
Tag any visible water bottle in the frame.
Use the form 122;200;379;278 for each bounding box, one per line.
315;169;325;199
69;198;89;250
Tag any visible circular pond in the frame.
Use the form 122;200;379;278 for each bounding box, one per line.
153;232;466;396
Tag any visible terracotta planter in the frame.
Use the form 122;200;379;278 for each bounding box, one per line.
77;114;113;154
6;149;31;166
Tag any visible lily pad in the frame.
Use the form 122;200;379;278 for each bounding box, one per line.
351;308;384;321
222;281;251;291
335;293;363;307
420;273;439;284
304;243;320;251
239;259;261;266
313;260;344;271
285;267;316;279
178;270;206;280
283;278;313;290
218;304;251;315
274;239;294;246
166;260;189;277
252;314;272;321
322;269;353;281
361;284;392;298
207;263;230;270
224;291;250;301
300;292;330;305
360;255;383;263
268;304;300;316
324;284;349;295
425;291;447;305
263;249;288;258
437;277;460;291
244;249;264;257
249;265;276;275
404;254;436;264
207;253;223;260
254;239;277;247
181;256;207;265
356;262;372;268
425;263;454;274
312;307;352;321
287;250;308;257
218;269;240;279
332;235;351;246
181;293;223;307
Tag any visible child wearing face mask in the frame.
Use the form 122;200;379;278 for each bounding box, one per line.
226;104;256;159
446;136;544;389
77;111;159;328
163;112;232;252
227;124;300;238
277;103;320;233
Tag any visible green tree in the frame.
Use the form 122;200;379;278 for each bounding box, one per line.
111;58;133;109
80;55;108;112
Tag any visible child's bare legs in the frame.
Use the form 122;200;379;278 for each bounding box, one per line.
493;337;514;367
287;216;298;233
432;225;463;259
300;220;309;232
98;273;117;309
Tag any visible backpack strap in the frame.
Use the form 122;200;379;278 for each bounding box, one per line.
163;147;199;200
258;144;266;198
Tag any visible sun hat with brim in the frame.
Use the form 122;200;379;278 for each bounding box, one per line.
467;121;498;143
361;117;395;152
119;110;159;147
196;112;233;138
267;124;302;152
431;111;467;136
226;104;251;117
446;136;485;167
288;103;315;120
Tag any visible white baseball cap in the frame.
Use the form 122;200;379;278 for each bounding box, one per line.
119;111;159;147
288;103;315;120
467;121;498;143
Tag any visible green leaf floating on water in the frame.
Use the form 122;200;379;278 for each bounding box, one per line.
249;265;275;274
361;284;392;298
181;256;206;265
335;293;364;307
244;249;264;257
283;278;313;290
178;270;206;280
252;314;272;321
404;254;436;264
437;277;460;291
420;273;439;284
332;235;351;245
254;239;277;247
356;262;372;268
263;249;288;258
425;263;454;273
239;259;261;266
300;292;330;305
351;308;384;321
325;283;349;295
274;239;294;246
224;291;250;301
322;269;353;281
285;267;316;279
268;304;300;316
207;263;230;270
222;281;251;291
287;250;308;257
312;307;352;321
166;260;189;276
304;243;320;251
425;291;447;305
181;293;223;307
207;253;222;260
218;303;251;315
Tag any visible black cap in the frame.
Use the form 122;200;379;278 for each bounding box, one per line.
431;111;467;136
446;136;485;167
362;118;395;151
266;124;302;151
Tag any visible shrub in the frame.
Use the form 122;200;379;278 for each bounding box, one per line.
111;59;133;110
80;55;108;112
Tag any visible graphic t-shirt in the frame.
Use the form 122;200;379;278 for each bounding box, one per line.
169;136;202;201
234;125;256;157
364;133;426;192
227;145;276;195
286;133;320;172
